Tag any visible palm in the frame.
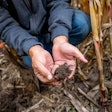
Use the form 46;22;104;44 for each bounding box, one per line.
53;43;75;64
52;42;88;78
32;50;55;79
52;42;76;78
30;46;54;83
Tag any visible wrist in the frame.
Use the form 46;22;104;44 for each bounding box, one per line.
53;36;68;45
29;45;43;57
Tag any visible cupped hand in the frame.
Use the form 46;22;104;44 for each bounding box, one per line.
29;45;59;85
52;36;88;79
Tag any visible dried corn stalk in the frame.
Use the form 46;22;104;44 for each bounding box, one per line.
79;0;90;14
89;0;106;101
89;1;112;110
107;0;112;53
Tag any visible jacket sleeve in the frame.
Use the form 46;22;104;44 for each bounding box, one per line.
47;0;74;41
0;6;43;56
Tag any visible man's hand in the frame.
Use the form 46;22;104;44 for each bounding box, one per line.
52;36;88;79
29;45;57;85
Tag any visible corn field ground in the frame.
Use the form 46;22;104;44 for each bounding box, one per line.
0;0;112;112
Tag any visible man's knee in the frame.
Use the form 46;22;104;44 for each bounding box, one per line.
69;9;91;45
77;19;91;38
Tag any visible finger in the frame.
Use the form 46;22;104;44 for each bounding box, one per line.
49;81;62;86
47;64;54;73
34;69;39;75
35;73;52;84
73;47;88;63
66;63;76;79
34;62;53;80
35;73;62;86
68;65;76;79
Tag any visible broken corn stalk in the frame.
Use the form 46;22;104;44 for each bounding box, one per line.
109;29;112;56
101;0;106;18
106;0;111;22
89;0;106;100
106;0;112;53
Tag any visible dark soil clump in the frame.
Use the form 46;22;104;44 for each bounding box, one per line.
53;63;72;81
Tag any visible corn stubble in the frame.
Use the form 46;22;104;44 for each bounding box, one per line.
72;0;112;111
89;0;111;111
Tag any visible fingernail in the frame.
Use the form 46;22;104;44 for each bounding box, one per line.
48;75;52;80
83;56;88;63
85;59;88;63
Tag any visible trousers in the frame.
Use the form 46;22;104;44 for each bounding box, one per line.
22;9;91;67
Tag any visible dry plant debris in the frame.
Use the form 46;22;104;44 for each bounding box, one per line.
0;0;112;112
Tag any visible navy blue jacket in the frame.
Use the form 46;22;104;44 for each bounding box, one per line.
0;0;74;55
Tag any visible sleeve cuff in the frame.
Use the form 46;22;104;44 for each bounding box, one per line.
22;39;43;55
51;26;69;41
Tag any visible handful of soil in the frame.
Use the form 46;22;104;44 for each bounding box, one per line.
53;63;72;81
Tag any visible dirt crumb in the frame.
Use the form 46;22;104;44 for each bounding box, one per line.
53;63;72;81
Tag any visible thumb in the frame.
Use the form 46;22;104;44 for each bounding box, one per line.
73;47;88;63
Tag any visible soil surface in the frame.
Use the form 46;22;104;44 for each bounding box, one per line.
0;32;112;112
53;63;72;81
0;1;112;111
